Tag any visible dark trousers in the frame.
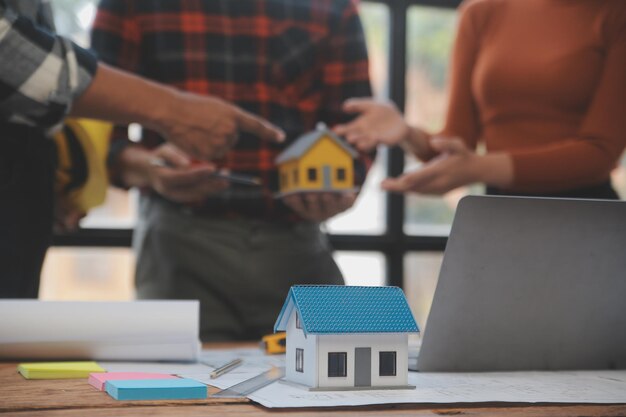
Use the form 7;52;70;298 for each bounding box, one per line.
0;124;55;298
134;196;344;341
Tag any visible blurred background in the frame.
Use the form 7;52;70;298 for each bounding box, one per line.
43;0;626;331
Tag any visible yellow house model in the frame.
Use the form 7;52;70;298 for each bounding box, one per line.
275;123;358;195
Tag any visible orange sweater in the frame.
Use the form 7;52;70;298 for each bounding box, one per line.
442;0;626;193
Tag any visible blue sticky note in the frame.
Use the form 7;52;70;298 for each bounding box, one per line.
105;378;207;401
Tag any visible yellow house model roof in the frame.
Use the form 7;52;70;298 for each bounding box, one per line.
275;123;358;165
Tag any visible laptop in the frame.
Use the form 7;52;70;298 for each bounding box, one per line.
415;195;626;372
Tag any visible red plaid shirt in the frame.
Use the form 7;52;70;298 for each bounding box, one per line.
91;0;373;222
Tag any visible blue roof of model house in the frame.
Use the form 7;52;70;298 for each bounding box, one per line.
274;285;419;335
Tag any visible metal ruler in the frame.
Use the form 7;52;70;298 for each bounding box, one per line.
211;367;285;398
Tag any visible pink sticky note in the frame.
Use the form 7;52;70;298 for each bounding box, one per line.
88;372;178;391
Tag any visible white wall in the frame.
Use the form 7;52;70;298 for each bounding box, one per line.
316;333;408;389
285;311;317;387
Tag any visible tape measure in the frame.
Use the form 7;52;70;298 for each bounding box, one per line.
211;366;285;398
261;332;286;354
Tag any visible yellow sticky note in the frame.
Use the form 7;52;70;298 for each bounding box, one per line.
17;361;105;379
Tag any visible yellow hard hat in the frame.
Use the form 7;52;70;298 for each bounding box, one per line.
54;118;112;213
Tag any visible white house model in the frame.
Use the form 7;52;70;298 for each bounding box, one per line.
273;285;420;391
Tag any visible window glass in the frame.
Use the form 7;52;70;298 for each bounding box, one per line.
328;352;347;377
379;351;397;376
79;188;139;229
39;248;134;300
333;252;385;287
295;312;301;329
326;2;389;235
296;348;304;372
404;6;482;236
403;252;444;331
52;0;97;48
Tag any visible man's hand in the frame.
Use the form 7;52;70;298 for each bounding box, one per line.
282;192;357;222
333;99;410;152
72;63;285;162
53;197;86;233
156;91;286;161
147;143;229;203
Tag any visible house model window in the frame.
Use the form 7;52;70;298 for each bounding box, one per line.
379;351;397;376
296;348;304;373
273;285;419;391
281;172;288;188
328;352;347;377
274;123;358;196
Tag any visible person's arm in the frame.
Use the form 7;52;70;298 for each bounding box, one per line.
380;136;512;194
402;2;626;194
88;0;284;163
333;0;486;162
0;0;284;161
0;1;96;131
389;0;516;197
334;99;436;161
335;0;513;195
70;62;284;161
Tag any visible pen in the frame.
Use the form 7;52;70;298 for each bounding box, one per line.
210;358;243;379
149;157;261;186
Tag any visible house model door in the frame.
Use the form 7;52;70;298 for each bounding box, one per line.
355;347;371;387
322;165;332;189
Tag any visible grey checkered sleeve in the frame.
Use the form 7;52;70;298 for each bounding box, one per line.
0;1;97;132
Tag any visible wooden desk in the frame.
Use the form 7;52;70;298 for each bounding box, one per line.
1;356;625;417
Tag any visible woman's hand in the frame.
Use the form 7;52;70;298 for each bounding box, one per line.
333;99;411;151
382;137;514;195
382;137;478;194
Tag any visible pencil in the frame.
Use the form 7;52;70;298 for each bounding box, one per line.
210;358;243;379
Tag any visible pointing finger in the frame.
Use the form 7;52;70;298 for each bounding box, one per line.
236;108;285;143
